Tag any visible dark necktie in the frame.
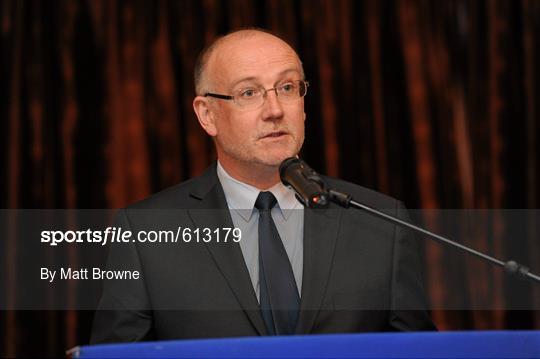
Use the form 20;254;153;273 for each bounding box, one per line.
256;191;300;335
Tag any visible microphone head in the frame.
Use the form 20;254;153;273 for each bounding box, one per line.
279;157;329;209
279;157;302;186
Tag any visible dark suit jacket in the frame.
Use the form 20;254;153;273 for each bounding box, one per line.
90;163;435;343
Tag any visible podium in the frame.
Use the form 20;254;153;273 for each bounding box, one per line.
74;331;540;358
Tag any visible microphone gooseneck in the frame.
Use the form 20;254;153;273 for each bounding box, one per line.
278;157;540;284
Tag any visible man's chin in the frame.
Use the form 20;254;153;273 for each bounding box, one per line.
253;153;298;168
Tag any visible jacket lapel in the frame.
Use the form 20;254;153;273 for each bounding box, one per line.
295;206;342;334
187;164;268;336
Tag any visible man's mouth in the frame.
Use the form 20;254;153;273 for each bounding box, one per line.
261;131;287;139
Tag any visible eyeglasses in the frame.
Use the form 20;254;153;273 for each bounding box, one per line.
204;80;309;110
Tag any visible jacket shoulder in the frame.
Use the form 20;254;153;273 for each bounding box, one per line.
123;163;219;210
125;176;202;210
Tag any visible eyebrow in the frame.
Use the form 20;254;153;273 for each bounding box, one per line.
230;68;302;89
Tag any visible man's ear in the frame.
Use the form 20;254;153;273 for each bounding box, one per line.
193;96;218;136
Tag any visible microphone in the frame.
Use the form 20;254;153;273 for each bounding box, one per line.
279;157;329;208
280;157;540;284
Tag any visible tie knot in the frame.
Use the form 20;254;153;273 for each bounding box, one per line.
255;191;277;211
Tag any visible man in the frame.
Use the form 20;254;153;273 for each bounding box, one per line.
91;29;434;343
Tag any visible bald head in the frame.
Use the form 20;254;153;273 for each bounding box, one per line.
194;29;304;95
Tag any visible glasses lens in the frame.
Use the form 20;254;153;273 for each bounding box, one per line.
235;88;263;109
277;81;308;100
234;81;308;110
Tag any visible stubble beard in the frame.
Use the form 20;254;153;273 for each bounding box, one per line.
217;131;304;169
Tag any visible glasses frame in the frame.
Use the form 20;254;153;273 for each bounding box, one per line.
203;80;309;109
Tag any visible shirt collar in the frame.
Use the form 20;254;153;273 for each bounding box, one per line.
216;160;302;222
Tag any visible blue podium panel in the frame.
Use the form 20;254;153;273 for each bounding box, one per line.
76;331;540;358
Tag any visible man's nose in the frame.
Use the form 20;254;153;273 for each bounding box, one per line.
261;89;284;120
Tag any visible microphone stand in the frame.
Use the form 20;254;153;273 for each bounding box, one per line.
327;189;540;284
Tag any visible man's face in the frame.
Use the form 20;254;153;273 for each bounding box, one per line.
202;34;305;170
